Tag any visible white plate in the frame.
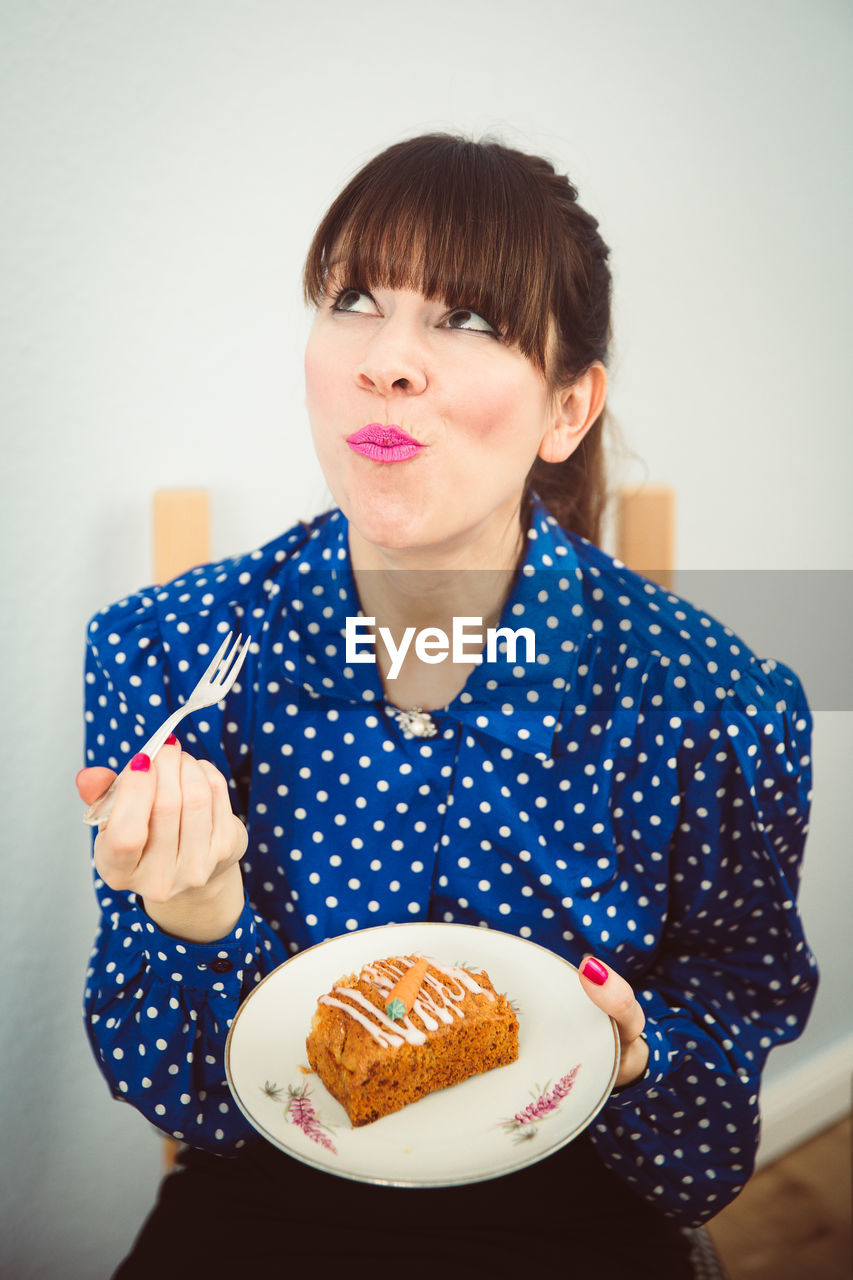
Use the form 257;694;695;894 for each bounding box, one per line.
225;922;620;1187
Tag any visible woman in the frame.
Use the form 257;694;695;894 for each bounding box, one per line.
77;134;817;1278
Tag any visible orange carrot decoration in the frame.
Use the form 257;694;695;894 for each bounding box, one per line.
385;956;430;1021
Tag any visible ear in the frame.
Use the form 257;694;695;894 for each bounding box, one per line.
537;362;607;464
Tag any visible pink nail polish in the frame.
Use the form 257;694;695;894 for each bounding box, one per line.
165;733;178;745
581;956;608;986
130;752;151;772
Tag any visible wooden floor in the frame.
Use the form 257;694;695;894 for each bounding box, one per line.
707;1115;851;1279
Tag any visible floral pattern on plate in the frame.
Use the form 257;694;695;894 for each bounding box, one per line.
261;1079;338;1154
502;1065;582;1143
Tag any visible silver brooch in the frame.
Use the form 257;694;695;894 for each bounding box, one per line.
390;706;437;739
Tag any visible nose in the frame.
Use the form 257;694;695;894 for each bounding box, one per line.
355;319;428;397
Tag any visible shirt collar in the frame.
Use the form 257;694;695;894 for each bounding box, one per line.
280;493;587;759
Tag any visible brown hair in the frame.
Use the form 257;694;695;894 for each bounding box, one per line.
303;133;612;545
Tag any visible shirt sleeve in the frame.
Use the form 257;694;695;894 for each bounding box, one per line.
81;590;289;1153
588;659;818;1225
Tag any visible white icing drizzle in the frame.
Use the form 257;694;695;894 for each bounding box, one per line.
416;975;461;1022
318;995;406;1048
361;962;404;990
334;986;427;1046
319;955;497;1050
410;991;443;1030
428;960;496;1002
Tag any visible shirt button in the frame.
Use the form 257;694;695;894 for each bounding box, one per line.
210;958;233;974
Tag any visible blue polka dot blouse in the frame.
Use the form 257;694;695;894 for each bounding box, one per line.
83;492;817;1226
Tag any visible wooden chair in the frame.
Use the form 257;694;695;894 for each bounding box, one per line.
152;488;211;586
149;485;729;1278
151;482;676;594
152;482;676;595
614;483;676;590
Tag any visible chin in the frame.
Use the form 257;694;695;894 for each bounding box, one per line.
343;481;435;550
351;508;430;553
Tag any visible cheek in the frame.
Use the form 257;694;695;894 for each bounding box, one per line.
456;368;546;445
451;372;514;439
303;339;328;411
304;326;350;402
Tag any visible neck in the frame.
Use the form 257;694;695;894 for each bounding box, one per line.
348;510;526;635
347;507;529;708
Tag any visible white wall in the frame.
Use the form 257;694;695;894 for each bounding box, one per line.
2;2;851;1275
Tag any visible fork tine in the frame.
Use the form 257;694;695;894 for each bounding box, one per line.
217;631;243;682
198;631;233;686
215;633;252;698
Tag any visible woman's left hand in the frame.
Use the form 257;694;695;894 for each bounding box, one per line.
578;955;649;1089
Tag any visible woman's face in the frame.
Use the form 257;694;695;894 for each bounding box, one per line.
304;281;575;563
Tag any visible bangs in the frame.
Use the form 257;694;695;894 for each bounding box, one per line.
303;136;559;372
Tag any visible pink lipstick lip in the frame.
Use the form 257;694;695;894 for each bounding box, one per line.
346;422;426;464
347;423;423;447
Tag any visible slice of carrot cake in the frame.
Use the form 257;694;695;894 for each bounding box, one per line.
305;954;518;1126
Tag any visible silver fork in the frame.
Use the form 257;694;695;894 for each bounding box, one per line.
83;630;253;828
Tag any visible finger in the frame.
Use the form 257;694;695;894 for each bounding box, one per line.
93;753;156;883
174;754;215;892
578;956;646;1046
614;1035;650;1088
197;758;248;876
143;736;183;871
76;766;116;805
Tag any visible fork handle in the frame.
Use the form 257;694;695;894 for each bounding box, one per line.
82;706;188;828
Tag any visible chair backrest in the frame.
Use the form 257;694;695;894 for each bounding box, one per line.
614;483;675;589
152;489;211;584
152;483;676;587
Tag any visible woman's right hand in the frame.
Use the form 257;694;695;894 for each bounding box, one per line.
76;738;247;943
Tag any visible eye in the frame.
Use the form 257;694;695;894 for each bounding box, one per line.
443;308;497;335
331;288;377;315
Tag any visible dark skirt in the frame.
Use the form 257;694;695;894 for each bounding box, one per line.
112;1133;696;1279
